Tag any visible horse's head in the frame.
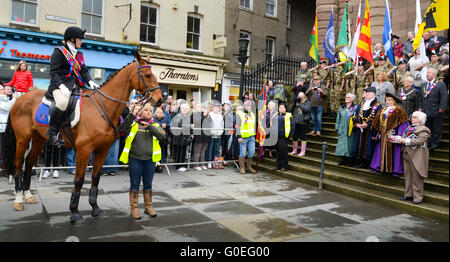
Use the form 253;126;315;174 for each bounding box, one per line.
130;52;165;107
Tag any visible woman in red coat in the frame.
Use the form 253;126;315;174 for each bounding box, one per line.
5;60;33;97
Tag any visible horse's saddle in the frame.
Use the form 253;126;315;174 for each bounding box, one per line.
36;89;82;128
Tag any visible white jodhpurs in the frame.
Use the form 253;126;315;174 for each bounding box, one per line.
52;89;70;111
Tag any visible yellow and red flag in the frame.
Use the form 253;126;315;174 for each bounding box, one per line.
309;10;319;64
413;0;449;51
356;0;373;65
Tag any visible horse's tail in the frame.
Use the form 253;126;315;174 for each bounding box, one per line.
1;115;16;176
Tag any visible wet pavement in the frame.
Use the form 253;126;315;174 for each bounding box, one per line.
0;166;448;242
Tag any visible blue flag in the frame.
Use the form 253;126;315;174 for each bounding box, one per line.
383;0;395;67
323;10;335;64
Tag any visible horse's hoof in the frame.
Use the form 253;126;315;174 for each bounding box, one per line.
25;197;38;204
91;207;102;217
70;213;84;224
14;202;24;211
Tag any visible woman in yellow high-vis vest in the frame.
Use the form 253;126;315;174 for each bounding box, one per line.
271;103;295;171
119;103;166;220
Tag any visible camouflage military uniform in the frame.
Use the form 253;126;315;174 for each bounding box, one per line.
427;61;445;81
345;70;369;104
394;69;413;91
329;66;346;113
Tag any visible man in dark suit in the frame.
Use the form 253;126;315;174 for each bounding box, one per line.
419;68;448;149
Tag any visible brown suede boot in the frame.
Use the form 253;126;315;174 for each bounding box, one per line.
143;189;157;217
246;158;257;173
129;190;141;220
238;157;246;174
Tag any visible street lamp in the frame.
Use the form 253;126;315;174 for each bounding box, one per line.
236;35;249;99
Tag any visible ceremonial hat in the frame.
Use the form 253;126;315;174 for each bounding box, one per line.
364;86;377;94
398;58;406;64
392;34;400;40
385;92;402;104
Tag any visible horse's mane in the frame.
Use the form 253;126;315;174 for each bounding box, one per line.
100;61;135;88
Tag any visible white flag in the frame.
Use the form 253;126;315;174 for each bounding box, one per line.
415;0;427;80
348;0;361;66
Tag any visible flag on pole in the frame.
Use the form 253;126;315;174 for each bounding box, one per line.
323;8;336;64
382;0;396;67
257;76;268;160
336;1;350;57
309;10;319;64
413;0;449;50
349;0;362;68
356;0;373;65
414;0;428;80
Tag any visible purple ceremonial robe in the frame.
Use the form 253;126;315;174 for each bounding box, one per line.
369;121;410;176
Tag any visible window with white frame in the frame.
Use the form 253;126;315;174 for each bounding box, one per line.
286;44;290;56
240;0;252;10
140;4;158;44
82;0;103;35
265;0;277;17
266;37;275;62
287;3;292;28
186;15;201;51
11;0;38;25
240;31;251;66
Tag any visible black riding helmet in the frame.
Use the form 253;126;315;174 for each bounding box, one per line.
64;26;86;41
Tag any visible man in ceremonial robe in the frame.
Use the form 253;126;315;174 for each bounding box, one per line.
350;86;383;168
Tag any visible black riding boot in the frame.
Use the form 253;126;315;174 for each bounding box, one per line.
48;108;65;147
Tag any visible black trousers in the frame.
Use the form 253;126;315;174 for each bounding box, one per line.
276;136;289;169
426;116;443;148
174;144;187;168
45;141;65;168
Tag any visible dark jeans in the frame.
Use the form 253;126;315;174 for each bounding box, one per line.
276;136;289;169
128;157;155;191
208;137;222;160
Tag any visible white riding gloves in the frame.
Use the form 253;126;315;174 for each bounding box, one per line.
59;84;71;97
89;80;100;89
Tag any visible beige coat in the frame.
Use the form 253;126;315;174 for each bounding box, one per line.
401;124;431;178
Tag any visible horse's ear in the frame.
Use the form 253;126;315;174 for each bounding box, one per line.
135;51;143;64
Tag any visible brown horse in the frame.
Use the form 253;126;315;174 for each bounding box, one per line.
1;52;163;223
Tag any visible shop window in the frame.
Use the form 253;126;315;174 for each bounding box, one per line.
140;4;158;45
266;37;275;62
265;0;277;17
82;0;103;36
11;0;38;25
186;15;201;51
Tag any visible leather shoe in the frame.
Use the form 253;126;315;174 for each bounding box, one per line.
400;196;413;201
412;201;422;205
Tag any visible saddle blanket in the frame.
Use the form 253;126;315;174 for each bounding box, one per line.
35;96;81;128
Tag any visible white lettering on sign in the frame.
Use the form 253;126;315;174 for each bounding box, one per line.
45;14;76;24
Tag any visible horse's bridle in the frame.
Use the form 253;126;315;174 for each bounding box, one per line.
136;61;161;107
82;60;162;139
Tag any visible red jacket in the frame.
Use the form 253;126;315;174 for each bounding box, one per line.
5;70;33;92
393;42;404;58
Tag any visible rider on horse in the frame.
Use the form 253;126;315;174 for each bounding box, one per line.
45;26;100;146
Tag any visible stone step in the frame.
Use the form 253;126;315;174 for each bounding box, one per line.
303;134;449;170
302;140;449;182
281;149;449;195
257;162;449;223
262;157;449;207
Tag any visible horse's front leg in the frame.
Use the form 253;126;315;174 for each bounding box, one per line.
69;148;91;224
89;147;110;217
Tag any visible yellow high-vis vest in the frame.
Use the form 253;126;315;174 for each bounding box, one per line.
271;112;292;138
119;122;162;164
237;111;256;138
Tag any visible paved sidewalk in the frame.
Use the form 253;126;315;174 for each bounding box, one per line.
0;166;448;242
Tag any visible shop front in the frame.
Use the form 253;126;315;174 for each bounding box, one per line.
0;26;136;90
140;47;228;105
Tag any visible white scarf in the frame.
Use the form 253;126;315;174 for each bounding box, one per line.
67;42;77;56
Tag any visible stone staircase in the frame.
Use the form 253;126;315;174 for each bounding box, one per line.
257;115;449;223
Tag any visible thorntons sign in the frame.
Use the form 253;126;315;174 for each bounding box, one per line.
160;67;199;81
152;65;216;87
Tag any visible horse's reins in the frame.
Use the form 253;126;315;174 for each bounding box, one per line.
82;60;161;139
